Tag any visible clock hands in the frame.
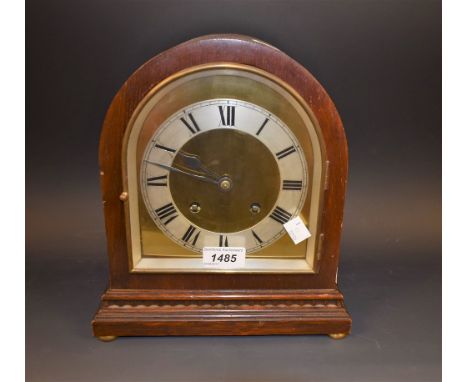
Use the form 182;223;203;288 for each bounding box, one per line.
146;151;234;191
145;160;220;185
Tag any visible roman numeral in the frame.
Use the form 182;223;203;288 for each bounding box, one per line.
182;225;201;246
251;230;263;245
219;105;235;126
180;113;200;134
155;143;176;153
276;146;296;160
282;180;303;190
256;118;269;136
269;206;292;225
219;235;229;247
155;202;178;225
147;175;168;186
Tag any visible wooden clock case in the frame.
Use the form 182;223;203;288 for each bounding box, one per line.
92;34;351;340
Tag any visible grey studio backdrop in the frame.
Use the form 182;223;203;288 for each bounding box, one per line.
26;1;441;381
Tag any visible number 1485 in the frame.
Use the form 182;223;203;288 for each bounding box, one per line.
211;253;237;263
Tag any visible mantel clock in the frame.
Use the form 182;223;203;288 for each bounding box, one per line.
92;35;351;340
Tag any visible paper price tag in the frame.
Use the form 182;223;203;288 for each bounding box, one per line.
283;216;311;244
202;247;246;268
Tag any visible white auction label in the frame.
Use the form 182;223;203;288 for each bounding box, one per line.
202;247;246;268
283;216;312;244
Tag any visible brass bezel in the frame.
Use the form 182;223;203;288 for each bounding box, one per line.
122;63;327;273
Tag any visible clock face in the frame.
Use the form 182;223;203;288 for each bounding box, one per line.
124;64;323;272
140;99;308;254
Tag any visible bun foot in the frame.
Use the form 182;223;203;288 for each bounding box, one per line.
97;335;118;342
329;332;348;340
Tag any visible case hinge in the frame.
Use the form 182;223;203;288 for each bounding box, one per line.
316;233;325;261
324;160;330;190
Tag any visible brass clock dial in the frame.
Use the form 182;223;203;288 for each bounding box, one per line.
140;99;308;254
125;63;322;268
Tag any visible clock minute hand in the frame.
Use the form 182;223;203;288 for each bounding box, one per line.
145;160;219;185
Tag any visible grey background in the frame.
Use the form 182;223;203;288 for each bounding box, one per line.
26;0;441;381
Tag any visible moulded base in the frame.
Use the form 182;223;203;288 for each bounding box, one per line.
92;288;351;338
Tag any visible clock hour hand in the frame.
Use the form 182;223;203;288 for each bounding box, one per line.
178;151;221;180
145;160;219;185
